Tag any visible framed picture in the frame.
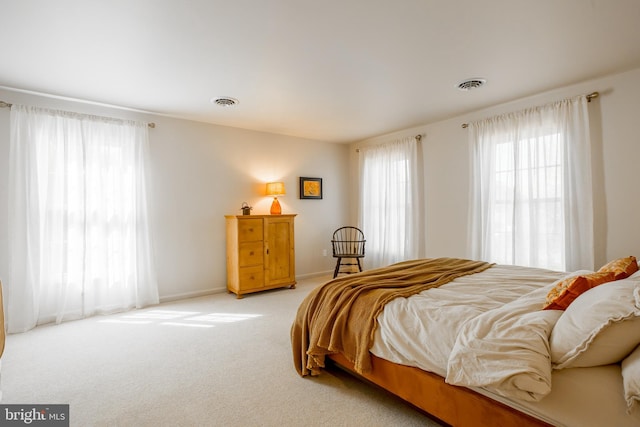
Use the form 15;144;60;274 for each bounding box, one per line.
299;177;323;199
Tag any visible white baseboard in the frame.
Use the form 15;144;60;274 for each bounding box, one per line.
159;286;227;303
295;271;334;280
158;271;333;303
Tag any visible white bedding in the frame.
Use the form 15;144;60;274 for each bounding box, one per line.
446;283;564;401
370;264;640;427
371;264;566;377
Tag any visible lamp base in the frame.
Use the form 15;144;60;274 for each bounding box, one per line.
270;197;282;215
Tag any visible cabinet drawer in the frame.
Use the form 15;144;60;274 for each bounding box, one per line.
238;242;263;266
237;219;263;242
238;265;264;289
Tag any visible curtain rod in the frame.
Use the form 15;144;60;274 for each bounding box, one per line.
0;100;156;128
356;134;421;152
460;91;599;129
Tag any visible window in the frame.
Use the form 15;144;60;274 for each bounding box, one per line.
7;105;159;333
359;136;420;269
469;96;594;271
490;131;564;270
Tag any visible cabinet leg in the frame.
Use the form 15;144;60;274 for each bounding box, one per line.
289;284;296;289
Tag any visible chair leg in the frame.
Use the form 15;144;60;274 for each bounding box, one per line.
333;258;342;279
356;258;362;273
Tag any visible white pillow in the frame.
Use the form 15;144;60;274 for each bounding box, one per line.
550;278;640;369
622;344;640;413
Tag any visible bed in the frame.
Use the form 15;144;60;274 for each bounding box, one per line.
291;257;640;427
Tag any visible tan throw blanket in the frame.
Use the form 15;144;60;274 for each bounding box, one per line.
291;257;492;376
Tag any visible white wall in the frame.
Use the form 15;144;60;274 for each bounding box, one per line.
0;89;350;301
352;66;640;269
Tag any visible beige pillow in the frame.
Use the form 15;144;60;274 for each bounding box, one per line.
550;278;640;369
598;256;639;280
622;344;640;413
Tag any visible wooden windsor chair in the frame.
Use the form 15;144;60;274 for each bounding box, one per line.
331;226;366;278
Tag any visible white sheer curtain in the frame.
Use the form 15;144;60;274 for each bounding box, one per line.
469;95;593;272
7;105;159;333
359;136;420;269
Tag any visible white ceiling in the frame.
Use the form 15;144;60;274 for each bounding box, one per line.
1;0;640;143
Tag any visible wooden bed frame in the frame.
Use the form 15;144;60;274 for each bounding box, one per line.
327;352;552;427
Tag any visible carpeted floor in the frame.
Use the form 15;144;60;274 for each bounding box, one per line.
2;275;444;427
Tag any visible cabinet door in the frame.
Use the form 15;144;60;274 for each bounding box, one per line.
265;217;295;286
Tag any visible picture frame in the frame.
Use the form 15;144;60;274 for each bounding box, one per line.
299;177;323;199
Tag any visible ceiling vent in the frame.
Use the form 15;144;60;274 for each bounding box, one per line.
456;78;486;91
211;97;239;107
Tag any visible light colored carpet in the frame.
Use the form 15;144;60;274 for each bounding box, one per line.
2;276;444;427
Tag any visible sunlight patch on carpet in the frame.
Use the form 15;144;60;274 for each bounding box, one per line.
98;310;263;328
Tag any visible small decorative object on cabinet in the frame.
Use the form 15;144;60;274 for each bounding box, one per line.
240;202;252;216
225;214;296;298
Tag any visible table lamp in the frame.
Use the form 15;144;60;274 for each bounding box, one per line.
266;182;285;215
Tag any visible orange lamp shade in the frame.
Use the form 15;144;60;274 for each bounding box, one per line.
266;182;286;196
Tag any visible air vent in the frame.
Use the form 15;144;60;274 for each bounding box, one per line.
211;97;239;107
456;78;486;91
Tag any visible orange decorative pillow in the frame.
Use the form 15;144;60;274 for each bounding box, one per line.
597;256;639;280
543;272;615;310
